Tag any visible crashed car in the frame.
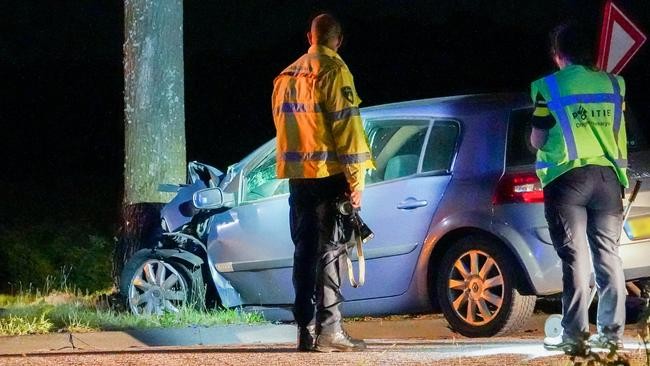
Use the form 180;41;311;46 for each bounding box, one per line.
120;93;650;337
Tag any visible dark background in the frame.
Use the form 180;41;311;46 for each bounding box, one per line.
1;1;649;232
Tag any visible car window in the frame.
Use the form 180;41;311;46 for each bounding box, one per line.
366;120;429;183
242;149;288;202
625;108;648;152
507;108;537;167
422;120;459;173
366;119;458;183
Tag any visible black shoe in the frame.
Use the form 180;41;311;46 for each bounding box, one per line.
315;330;367;352
297;325;316;352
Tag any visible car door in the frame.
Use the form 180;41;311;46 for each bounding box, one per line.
209;118;460;305
341;118;460;300
207;142;295;305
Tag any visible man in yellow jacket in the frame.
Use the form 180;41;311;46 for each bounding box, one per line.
272;13;374;352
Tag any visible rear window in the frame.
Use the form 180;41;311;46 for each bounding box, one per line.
625;109;649;152
506;108;536;167
506;107;648;168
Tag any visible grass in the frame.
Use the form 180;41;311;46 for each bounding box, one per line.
0;224;114;294
0;254;265;336
0;289;265;336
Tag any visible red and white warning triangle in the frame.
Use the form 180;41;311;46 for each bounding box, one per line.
597;1;647;74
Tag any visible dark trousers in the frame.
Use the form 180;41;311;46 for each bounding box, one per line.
544;165;625;341
289;173;348;335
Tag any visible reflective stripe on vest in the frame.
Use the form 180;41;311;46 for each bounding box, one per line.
277;104;359;123
329;107;360;122
545;75;578;161
282;151;371;164
279;102;322;113
535;158;627;170
339;151;371;164
283;151;337;162
543;74;623;164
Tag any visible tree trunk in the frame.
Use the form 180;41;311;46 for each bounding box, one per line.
114;0;186;288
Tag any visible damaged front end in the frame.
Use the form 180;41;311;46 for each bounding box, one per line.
156;161;243;308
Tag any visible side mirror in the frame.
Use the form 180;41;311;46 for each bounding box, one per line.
192;187;235;209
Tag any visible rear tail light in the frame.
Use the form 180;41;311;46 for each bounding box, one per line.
493;171;544;204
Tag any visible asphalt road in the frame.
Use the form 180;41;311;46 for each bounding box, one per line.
1;313;648;365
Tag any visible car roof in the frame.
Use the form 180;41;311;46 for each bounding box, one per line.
360;93;531;120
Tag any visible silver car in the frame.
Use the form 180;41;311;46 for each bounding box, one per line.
121;93;650;337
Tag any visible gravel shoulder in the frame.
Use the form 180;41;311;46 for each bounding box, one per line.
1;313;647;365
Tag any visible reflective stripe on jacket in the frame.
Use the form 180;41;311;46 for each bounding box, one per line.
531;65;628;188
272;45;374;191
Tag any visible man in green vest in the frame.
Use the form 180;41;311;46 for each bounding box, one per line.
530;23;628;356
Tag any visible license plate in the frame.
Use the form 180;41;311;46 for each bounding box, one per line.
624;215;650;240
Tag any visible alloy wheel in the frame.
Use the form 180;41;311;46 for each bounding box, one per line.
128;259;188;315
447;249;505;326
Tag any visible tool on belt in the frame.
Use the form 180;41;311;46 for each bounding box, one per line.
336;198;374;288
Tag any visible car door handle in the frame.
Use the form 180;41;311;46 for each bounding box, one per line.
397;197;428;210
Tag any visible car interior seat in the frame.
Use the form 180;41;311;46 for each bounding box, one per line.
384;154;419;180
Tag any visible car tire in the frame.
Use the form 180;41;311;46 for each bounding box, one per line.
436;235;536;337
120;249;205;316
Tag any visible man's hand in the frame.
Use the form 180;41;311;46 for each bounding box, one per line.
350;190;362;208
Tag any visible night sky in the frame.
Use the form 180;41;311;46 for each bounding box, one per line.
2;1;649;231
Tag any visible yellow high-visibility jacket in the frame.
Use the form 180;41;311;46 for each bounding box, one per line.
272;45;374;192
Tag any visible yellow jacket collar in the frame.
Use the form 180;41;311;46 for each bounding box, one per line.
308;45;342;60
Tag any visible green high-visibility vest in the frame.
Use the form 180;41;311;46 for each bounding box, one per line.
531;65;628;188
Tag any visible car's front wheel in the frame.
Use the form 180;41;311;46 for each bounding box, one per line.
120;250;205;316
436;235;536;337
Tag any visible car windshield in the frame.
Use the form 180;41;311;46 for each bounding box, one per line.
506;107;649;168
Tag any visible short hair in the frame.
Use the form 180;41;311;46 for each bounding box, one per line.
549;23;595;66
310;13;342;45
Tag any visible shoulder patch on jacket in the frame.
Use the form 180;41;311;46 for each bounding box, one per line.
341;86;354;103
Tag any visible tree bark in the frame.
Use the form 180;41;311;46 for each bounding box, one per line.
115;0;186;288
